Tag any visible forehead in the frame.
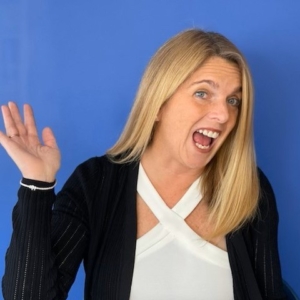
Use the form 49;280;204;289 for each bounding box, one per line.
187;56;242;87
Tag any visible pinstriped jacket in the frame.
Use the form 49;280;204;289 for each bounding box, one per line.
2;155;286;300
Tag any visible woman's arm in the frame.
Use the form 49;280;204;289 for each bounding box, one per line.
1;158;98;299
0;102;89;299
247;169;286;299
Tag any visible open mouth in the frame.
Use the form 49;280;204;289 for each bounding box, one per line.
192;129;220;150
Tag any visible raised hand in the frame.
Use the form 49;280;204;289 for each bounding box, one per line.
0;102;61;182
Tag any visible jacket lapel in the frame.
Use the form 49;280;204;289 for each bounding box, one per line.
118;162;139;299
227;231;263;300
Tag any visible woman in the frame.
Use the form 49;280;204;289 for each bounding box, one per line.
1;29;286;299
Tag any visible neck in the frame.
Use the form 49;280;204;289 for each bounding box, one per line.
141;146;202;207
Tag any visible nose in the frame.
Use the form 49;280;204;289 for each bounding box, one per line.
208;101;230;124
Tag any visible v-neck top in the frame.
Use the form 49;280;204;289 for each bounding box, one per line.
130;164;234;300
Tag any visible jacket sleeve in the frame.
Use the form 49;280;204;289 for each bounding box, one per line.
245;169;286;300
2;157;102;300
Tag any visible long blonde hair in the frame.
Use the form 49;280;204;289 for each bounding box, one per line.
107;29;259;237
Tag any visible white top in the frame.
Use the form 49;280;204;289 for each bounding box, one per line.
130;164;234;300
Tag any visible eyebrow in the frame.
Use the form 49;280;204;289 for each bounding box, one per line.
191;80;219;88
190;80;242;93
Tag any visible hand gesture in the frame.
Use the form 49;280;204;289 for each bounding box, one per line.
0;102;61;182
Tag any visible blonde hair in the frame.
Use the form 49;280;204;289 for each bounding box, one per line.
107;29;259;238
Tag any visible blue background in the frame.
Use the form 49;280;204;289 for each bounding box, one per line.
1;1;299;298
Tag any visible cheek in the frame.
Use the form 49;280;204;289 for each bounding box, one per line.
221;111;239;142
229;109;239;128
165;107;189;127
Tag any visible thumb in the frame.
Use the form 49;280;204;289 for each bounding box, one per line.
42;127;59;149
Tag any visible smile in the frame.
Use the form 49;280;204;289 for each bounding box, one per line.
193;129;220;150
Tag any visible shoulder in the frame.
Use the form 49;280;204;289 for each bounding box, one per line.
72;155;123;179
65;154;139;193
75;155;114;172
58;155;115;195
232;167;279;242
74;154;138;180
236;167;280;248
256;167;279;222
57;155;138;210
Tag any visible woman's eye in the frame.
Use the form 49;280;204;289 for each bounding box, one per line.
195;91;207;98
227;97;241;107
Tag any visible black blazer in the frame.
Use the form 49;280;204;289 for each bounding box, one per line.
2;156;286;299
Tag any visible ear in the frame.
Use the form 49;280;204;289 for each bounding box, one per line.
155;105;164;122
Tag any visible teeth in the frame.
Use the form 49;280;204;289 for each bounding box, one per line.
212;132;219;138
195;143;210;149
198;130;219;139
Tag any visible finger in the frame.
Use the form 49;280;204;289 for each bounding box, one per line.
8;101;27;136
1;104;20;137
0;130;40;176
0;130;9;144
0;130;24;158
42;127;59;149
24;104;39;136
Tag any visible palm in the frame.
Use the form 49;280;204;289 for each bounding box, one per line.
0;102;61;182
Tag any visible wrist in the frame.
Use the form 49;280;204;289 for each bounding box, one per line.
21;172;56;183
22;178;56;187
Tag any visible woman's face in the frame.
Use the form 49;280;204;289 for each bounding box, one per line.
151;56;242;174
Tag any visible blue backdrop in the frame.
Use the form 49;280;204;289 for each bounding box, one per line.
1;1;299;298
